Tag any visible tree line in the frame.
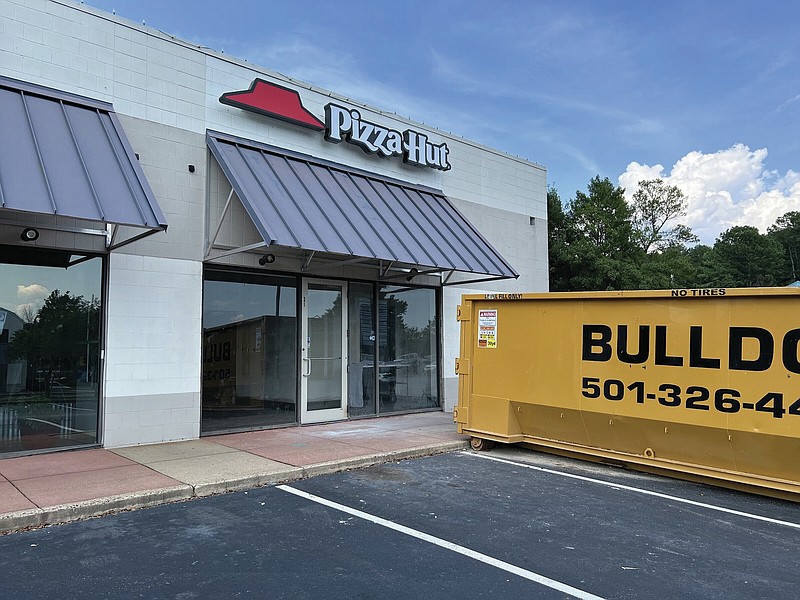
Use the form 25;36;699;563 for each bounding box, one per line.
548;177;800;291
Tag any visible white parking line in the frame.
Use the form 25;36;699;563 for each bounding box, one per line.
277;484;606;600
464;452;800;530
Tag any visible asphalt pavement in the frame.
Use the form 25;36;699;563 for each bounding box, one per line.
2;445;799;599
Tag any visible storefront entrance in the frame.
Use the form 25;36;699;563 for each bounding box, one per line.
202;131;519;436
301;280;347;423
201;267;441;434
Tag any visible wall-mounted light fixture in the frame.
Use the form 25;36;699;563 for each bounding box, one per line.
406;267;419;281
20;227;40;242
258;253;276;266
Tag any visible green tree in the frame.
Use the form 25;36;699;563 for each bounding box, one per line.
685;244;719;288
9;290;99;395
567;176;644;290
640;244;701;289
546;186;577;291
708;226;784;287
631;179;697;253
767;211;800;283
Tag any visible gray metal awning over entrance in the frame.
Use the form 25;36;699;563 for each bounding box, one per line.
206;131;518;284
0;76;167;251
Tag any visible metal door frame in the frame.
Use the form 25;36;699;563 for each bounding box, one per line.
300;278;348;423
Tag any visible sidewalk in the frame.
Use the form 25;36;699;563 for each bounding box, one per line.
0;411;468;533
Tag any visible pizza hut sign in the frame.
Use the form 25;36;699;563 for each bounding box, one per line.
220;79;451;171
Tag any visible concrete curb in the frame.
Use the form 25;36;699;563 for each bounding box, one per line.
301;440;470;479
0;440;469;534
193;467;305;497
0;485;194;534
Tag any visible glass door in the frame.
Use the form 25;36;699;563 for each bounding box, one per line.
301;280;347;423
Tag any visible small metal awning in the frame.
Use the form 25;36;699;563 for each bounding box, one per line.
206;131;517;285
0;76;167;251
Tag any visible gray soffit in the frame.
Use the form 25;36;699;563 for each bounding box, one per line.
0;76;167;250
206;131;518;283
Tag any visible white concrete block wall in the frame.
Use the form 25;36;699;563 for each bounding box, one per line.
3;0;549;432
103;253;202;446
206;157;262;252
116;117;207;262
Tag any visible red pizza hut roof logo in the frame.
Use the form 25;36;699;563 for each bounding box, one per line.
219;79;324;131
220;79;450;171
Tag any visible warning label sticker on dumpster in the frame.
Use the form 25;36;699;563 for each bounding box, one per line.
477;309;497;348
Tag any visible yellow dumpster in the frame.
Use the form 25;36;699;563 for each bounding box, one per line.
455;288;800;500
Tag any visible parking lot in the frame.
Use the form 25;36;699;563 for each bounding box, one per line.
3;446;799;599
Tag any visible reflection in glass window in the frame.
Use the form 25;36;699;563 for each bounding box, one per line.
0;251;102;454
348;283;376;417
202;269;298;433
305;283;343;412
378;286;439;413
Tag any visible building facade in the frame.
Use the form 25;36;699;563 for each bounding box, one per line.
0;0;548;455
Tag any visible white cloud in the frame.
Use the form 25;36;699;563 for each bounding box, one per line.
17;284;48;299
15;284;49;320
776;93;800;112
619;144;800;245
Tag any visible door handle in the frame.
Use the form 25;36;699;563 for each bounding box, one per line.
302;357;311;377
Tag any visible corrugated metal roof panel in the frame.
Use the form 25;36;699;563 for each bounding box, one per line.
207;131;517;280
0;76;166;230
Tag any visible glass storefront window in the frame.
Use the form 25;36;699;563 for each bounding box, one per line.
0;248;103;454
202;269;298;433
201;271;439;431
378;285;439;413
347;283;376;417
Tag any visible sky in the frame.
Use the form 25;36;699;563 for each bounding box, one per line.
83;0;800;246
0;260;102;320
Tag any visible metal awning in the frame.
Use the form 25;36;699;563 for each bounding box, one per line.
0;76;167;251
206;131;517;284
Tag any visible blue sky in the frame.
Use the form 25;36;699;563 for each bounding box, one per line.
84;0;800;245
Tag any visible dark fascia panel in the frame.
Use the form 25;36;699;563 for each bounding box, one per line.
0;244;73;268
